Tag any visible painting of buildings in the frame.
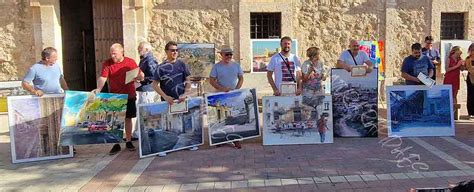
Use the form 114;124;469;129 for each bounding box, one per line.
251;39;298;72
138;97;204;158
387;85;454;137
8;95;73;163
206;89;260;145
263;95;333;145
177;43;215;78
331;69;378;137
60;91;128;146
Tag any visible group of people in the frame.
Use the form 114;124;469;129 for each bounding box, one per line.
21;35;474;155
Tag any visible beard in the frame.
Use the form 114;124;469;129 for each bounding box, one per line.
282;47;290;53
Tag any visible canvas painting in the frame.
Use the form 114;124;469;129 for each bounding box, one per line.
8;95;73;163
386;85;455;137
440;40;473;74
251;39;298;72
177;43;215;78
206;89;260;146
331;69;378;137
60;91;128;146
263;95;333;145
0;81;29;113
359;41;385;80
138;97;204;158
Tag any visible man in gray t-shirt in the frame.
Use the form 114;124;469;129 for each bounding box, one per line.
22;47;68;96
209;47;244;92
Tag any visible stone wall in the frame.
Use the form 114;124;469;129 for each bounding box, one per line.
0;0;35;81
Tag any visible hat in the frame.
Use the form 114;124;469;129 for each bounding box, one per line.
218;47;233;53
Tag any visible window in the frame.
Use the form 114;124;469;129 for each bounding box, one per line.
250;13;281;39
440;13;465;39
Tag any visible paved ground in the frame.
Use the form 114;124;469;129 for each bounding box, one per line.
0;106;473;192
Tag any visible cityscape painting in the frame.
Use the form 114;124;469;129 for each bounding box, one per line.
387;85;455;137
138;97;204;158
251;39;298;72
8;95;73;163
59;91;128;146
331;69;378;137
177;43;215;78
263;95;333;145
206;89;260;146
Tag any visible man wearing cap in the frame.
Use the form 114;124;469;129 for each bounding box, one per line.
209;47;244;92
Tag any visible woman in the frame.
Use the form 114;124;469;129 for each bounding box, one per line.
301;47;325;95
443;46;463;104
464;43;474;118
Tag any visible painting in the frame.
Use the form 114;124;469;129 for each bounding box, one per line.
359;40;385;80
331;69;378;137
386;85;455;137
263;95;333;145
8;95;73;163
138;97;204;158
206;89;260;146
0;81;29;113
251;39;298;73
59;91;128;146
177;43;215;78
440;40;473;74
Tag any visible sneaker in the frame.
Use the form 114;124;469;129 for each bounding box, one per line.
233;141;242;149
109;144;121;155
126;142;136;151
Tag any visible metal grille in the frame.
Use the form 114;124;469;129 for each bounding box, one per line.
250;13;281;39
441;13;465;39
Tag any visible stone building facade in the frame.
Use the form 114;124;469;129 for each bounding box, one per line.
1;0;473;97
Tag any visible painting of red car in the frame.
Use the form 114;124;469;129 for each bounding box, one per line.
88;121;109;133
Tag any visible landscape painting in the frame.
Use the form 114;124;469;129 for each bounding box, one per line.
263;95;333;145
138;97;204;158
60;91;128;146
206;89;260;146
331;69;378;137
177;43;215;78
387;85;454;137
251;39;298;72
8;95;72;163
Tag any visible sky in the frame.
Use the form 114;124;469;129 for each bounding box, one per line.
252;39;297;55
207;89;253;108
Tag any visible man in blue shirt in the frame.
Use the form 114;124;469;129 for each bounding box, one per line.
22;47;68;96
152;41;191;104
209;47;244;92
136;41;159;103
401;43;434;85
421;36;440;82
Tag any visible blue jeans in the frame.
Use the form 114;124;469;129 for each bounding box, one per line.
319;132;326;143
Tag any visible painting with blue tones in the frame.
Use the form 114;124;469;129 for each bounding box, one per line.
138;97;204;158
59;91;128;145
386;85;455;137
251;39;298;72
206;89;260;145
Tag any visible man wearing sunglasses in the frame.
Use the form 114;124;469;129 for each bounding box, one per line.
421;36;440;82
152;41;191;105
209;47;244;92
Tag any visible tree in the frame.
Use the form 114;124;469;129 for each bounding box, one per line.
106;98;127;128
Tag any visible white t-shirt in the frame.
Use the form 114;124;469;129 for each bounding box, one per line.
267;52;301;90
338;50;370;66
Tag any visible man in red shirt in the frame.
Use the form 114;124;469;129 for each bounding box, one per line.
92;43;144;155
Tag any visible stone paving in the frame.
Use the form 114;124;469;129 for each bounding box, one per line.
0;109;473;192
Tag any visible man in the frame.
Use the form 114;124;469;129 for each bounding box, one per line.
136;41;159;103
401;43;434;85
209;47;244;92
22;47;69;96
152;41;191;104
92;43;144;155
209;46;244;149
267;36;302;96
336;39;374;73
421;36;440;82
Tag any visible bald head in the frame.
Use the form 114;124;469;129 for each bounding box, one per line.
110;43;124;63
349;39;360;55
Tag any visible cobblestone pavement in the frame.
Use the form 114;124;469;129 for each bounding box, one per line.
0;107;473;192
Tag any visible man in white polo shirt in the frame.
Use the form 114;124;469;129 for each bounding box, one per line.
336;39;374;73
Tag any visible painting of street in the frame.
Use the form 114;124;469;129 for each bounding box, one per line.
251;39;298;72
331;69;378;137
177;43;215;78
60;91;128;146
263;95;333;145
206;89;260;146
138;97;204;158
8;95;72;163
387;85;454;137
